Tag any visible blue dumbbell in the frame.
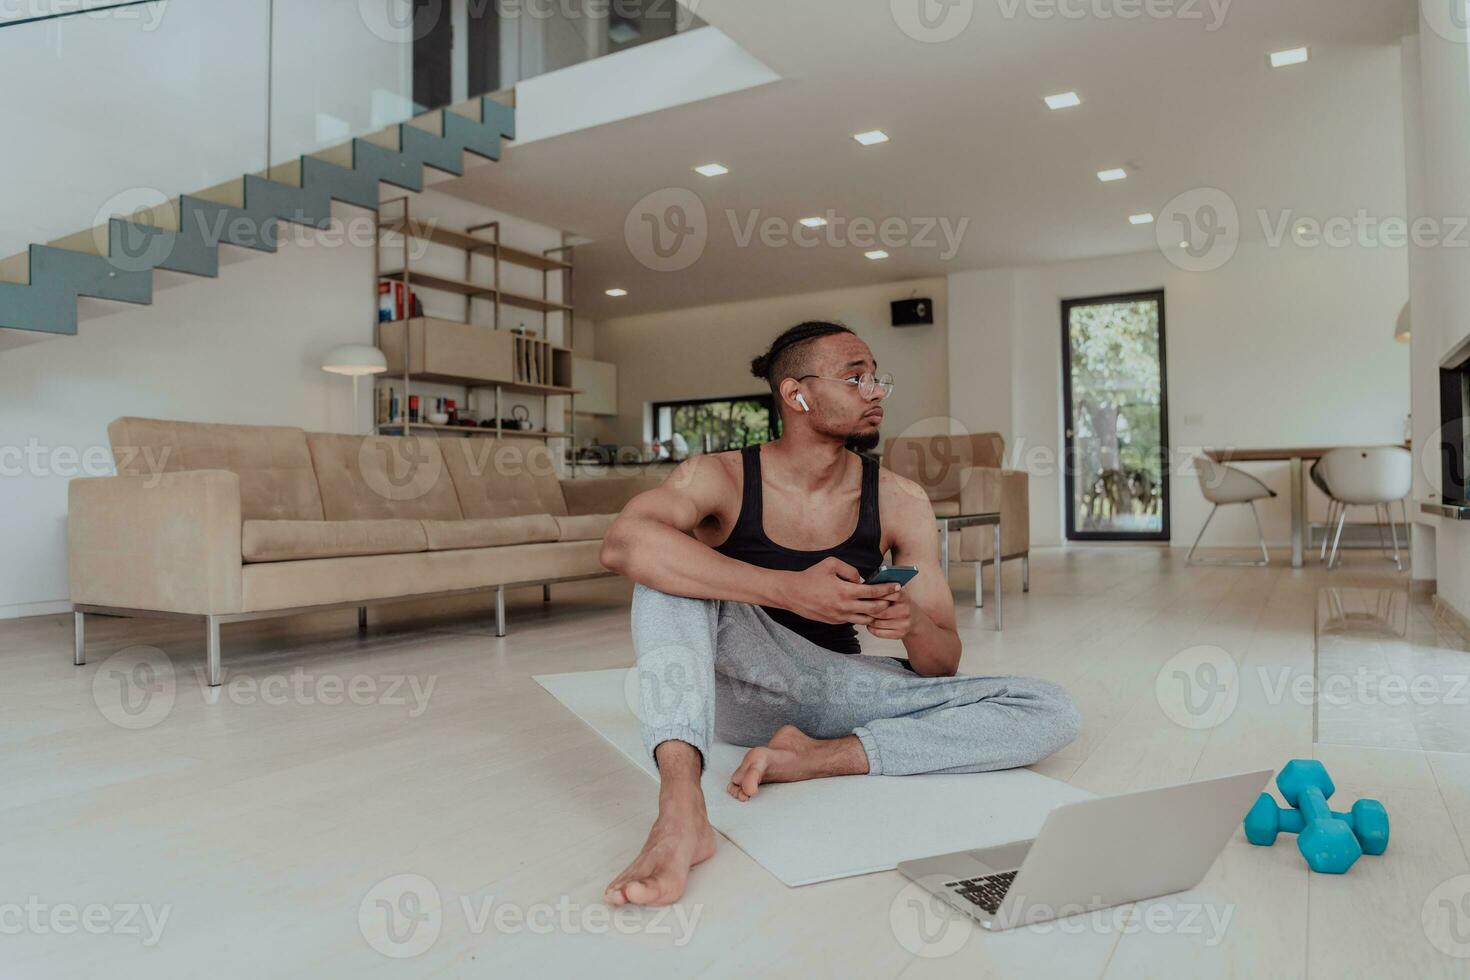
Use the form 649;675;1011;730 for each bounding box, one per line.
1242;760;1389;873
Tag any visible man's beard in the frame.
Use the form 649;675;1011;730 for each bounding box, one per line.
844;428;881;453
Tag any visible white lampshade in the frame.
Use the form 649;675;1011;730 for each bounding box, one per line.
1394;302;1411;344
321;344;387;376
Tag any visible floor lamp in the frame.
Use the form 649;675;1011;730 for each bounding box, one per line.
321;344;387;433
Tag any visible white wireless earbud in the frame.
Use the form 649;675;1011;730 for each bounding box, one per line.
796;393;811;413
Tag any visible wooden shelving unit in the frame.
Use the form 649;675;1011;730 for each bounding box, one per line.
373;197;578;458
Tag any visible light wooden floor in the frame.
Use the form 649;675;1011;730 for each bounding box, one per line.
3;547;1469;978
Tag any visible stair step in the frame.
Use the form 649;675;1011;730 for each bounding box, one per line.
1;93;516;338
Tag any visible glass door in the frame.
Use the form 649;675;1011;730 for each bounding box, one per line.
1061;290;1170;541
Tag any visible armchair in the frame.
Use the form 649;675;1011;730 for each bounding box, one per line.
880;432;1030;597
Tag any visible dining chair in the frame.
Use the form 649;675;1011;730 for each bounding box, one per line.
1316;447;1412;571
1187;456;1275;566
1310;458;1340;562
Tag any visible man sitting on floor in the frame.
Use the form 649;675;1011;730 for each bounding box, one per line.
599;321;1080;907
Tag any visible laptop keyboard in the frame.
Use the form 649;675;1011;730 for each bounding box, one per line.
944;869;1018;914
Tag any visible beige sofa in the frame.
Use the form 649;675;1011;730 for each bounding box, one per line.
881;432;1030;597
69;417;660;685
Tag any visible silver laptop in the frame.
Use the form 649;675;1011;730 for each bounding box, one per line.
897;770;1271;931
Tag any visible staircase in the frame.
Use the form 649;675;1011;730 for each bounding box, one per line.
0;96;516;343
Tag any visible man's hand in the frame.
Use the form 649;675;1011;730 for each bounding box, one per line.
781;557;899;625
866;585;915;640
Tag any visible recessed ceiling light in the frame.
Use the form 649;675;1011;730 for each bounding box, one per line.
853;130;890;146
865;249;890;260
1044;91;1081;110
1129;213;1154;225
693;162;729;177
604;288;627;297
1097;168;1127;182
799;216;828;228
1269;46;1309;68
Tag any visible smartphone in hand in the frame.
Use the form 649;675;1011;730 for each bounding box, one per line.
865;564;918;587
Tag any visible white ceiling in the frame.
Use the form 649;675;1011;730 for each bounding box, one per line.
445;0;1419;319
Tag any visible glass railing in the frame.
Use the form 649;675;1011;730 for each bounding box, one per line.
0;0;704;261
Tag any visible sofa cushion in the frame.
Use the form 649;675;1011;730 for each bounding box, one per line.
108;417;325;521
241;519;427;563
440;438;568;519
306;432;463;521
422;515;560;551
932;500;961;517
240;540;605;612
554;513;616;542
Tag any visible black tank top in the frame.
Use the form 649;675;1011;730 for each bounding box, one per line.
714;443;884;654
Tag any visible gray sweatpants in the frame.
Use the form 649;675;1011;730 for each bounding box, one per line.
631;584;1081;777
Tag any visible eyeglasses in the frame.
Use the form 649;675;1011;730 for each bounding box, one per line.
795;372;895;400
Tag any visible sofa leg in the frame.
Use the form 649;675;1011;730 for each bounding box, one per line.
542;584;551;603
1022;555;1030;593
357;606;368;630
495;586;506;638
974;562;984;608
206;615;222;687
73;611;86;666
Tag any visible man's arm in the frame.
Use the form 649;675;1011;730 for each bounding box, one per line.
600;455;897;624
868;474;962;676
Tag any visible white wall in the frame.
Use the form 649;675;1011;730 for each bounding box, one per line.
594;277;951;452
949;241;1411;549
0;189;567;619
1407;4;1470;615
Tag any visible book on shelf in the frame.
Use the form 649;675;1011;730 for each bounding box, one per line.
378;281;419;322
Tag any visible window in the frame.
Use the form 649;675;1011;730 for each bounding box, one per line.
652;395;776;456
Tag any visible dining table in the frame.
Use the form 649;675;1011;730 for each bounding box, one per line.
1203;445;1410;568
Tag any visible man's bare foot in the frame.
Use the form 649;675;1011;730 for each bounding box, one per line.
604;794;717;907
726;724;870;801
